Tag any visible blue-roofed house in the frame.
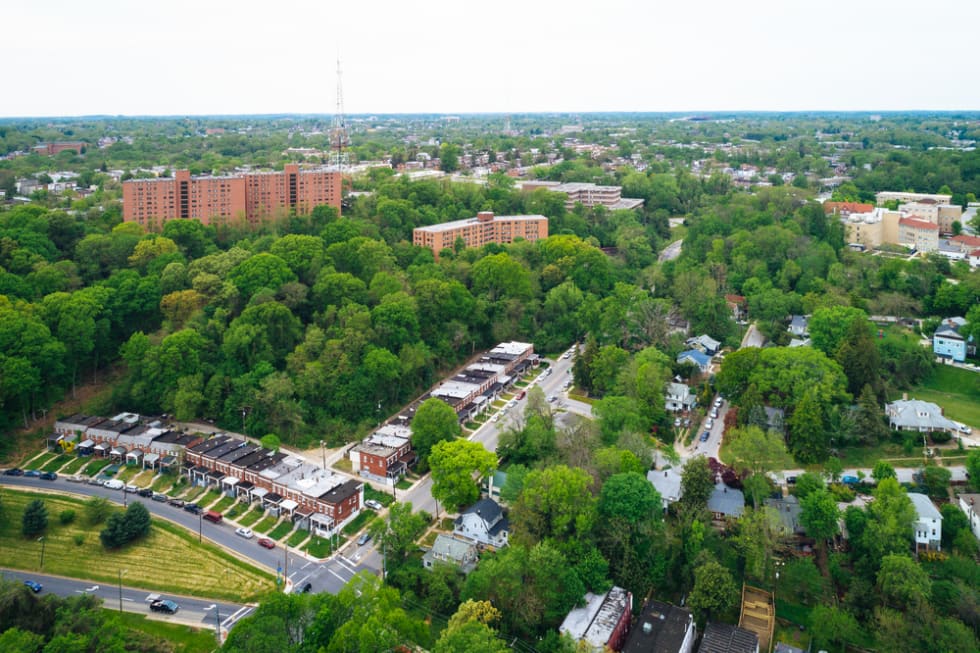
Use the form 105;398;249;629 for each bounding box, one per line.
707;482;744;520
677;350;711;374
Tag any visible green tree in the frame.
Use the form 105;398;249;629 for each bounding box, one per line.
859;478;916;571
968;449;980;492
808;306;868;356
788;387;829;464
679;456;715;512
800;489;840;555
0;627;45;653
687;558;739;623
429;439;498;511
368;501;429;571
921;466;951;498
511;465;596;546
21;499;48;537
84;497;112;526
876;554;931;610
260;433;281;452
411;397;462;467
853;384;888;444
434;620;508;653
808;605;861;653
871;460;896;483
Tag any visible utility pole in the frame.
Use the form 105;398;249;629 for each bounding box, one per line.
283;544;289;589
198;511;202;543
320;440;327;470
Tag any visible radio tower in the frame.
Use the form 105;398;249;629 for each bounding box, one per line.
330;57;350;170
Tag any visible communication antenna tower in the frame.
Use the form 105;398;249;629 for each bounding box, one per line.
330;56;350;169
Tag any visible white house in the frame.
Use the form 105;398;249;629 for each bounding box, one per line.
886;398;958;433
454;498;509;548
908;492;942;552
957;493;980;544
647;468;683;510
665;382;696;412
422;534;478;573
788;315;809;337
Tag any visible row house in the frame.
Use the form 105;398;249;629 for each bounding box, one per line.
350;423;415;481
54;412;199;469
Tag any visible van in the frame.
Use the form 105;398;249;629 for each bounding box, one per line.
202;510;223;524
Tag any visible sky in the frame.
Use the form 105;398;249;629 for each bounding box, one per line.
5;0;980;117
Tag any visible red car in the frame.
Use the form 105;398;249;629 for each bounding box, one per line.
257;538;276;549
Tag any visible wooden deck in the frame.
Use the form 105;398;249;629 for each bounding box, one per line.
739;585;775;653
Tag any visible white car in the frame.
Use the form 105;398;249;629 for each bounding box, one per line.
103;479;124;490
364;499;384;510
492;414;500;422
705;418;714;429
714;397;723;407
235;527;254;539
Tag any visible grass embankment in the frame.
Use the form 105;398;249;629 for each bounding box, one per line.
341;511;375;536
61;457;90;475
236;507;263;528
287;530;310;547
904;365;980;428
268;521;294;541
112;611;216;653
0;489;274;602
42;455;73;472
253;515;280;534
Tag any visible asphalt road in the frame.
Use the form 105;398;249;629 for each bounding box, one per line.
1;567;251;635
0;476;375;596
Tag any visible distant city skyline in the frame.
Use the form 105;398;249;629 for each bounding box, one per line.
5;0;980;117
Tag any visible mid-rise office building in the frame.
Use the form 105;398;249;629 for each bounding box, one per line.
413;211;548;255
122;164;341;228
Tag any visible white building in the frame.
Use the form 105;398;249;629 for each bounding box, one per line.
957;494;980;544
908;492;942;552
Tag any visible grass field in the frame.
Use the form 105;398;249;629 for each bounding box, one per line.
253;515;280;534
0;489;274;602
181;486;207;503
42;455;73;472
268;521;294;541
198;489;223;507
342;511;375;536
151;474;177;493
60;457;90;475
903;365;980;428
237;507;263;528
25;451;57;469
287;529;309;547
304;535;339;558
81;458;112;476
211;496;235;514
113;611;216;653
116;466;142;482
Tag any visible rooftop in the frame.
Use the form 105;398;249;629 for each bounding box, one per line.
414;213;546;233
899;217;939;230
560;587;631;649
907;492;942;522
621;599;693;653
699;622;759;653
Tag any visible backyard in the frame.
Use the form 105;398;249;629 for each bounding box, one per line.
902;364;980;428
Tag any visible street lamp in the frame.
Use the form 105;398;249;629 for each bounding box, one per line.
118;569;127;613
205;603;222;643
320;440;327;470
37;537;45;570
198;511;203;543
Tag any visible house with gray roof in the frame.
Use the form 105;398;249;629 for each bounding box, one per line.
622;599;695;653
908;492;942;552
707;482;744;520
886;398;958;433
686;334;721;356
677;350;712;374
560;586;633;653
665;382;697;413
764;496;804;535
787;315;808;337
698;623;759;653
957;493;980;544
454;498;509;548
648;468;683;510
422;534;478;573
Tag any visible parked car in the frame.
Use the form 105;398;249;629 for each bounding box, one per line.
39;471;57;481
167;497;185;507
674;418;682;428
700;431;710;442
683;418;691;428
297;582;313;594
357;533;371;546
87;476;105;486
841;475;860;485
714;397;723;407
3;468;23;476
138;488;154;497
202;510;222;523
24;580;42;593
124;484;139;493
151;492;168;502
235;527;254;539
710;409;719;419
183;503;203;515
24;470;41;478
705;418;714;429
257;538;276;549
103;479;124;490
66;475;84;483
365;499;384;510
786;476;798;485
149;599;179;614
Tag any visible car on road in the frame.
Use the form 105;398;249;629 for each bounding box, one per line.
257;537;276;549
39;471;57;481
87;476;105;486
124;484;139;493
151;493;168;502
674;418;681;428
357;532;371;546
23;580;42;593
700;431;710;442
492;414;500;422
683;417;691;428
786;476;797;485
166;497;185;507
841;475;859;485
548;395;557;402
714;397;723;408
705;418;714;429
298;582;313;593
958;423;972;434
364;499;384;510
24;470;41;478
235;527;254;539
183;503;203;515
138;488;154;497
103;479;124;490
149;599;179;614
3;468;23;476
66;474;84;482
710;409;719;419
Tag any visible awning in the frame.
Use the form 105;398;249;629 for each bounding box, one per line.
93;442;109;451
251;487;269;499
280;499;298;512
111;447;126;455
310;512;333;527
143;453;160;465
221;476;240;486
126;450;143;459
79;439;95;448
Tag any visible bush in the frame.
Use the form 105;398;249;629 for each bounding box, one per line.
22;499;48;537
100;502;152;549
73;534;85;546
59;509;76;525
828;483;855;502
930;431;951;444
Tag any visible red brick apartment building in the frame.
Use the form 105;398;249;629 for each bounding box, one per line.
33;142;87;155
122;164;341;228
413;211;548;256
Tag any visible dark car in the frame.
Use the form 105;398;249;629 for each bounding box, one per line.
138;488;154;497
3;468;24;476
39;471;57;481
167;497;185;508
151;493;168;502
183;503;202;515
297;582;313;594
23;580;42;593
699;431;710;442
24;470;41;478
257;537;276;549
149;599;179;614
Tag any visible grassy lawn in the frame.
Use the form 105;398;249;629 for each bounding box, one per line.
332;458;353;474
0;489;274;602
420;530;438;547
129;470;156;487
268;521;294;541
253;515;280;534
773;620;810;651
211;496;235;514
181;486;207;503
25;451;58;469
198;489;223;507
903;365;980;428
836;442;909;467
116;465;142;482
42;455;73;472
61;456;90;475
112;611;216;653
151;474;178;493
396;478;413;490
304;535;339;558
237;507;264;528
365;485;395;507
81;458;112;476
342;511;375;536
567;390;596;405
287;530;310;547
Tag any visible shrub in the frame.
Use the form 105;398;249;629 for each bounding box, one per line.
22;499;48;537
828;483;855;502
59;509;76;525
73;534;85;546
930;431;952;444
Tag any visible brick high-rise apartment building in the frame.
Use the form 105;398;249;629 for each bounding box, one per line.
413;211;548;256
122;164;341;228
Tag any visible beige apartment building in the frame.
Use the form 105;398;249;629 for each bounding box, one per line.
899;217;940;252
413;211;548;256
520;181;644;210
875;191;962;234
876;191;952;206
